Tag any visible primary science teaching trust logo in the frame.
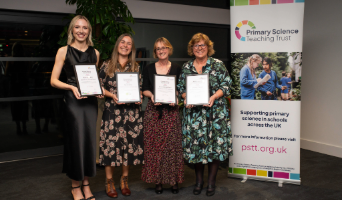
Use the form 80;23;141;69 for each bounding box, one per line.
235;20;299;43
235;20;256;41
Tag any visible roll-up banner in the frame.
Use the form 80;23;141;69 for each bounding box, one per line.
228;0;304;186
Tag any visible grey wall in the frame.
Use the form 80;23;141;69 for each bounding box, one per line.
300;0;342;157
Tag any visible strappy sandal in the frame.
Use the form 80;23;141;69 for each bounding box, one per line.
82;183;95;200
71;185;85;200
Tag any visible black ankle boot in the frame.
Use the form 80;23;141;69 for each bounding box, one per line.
206;184;216;196
171;183;179;194
193;182;204;195
155;184;163;194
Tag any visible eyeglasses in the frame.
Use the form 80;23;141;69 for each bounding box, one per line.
156;47;169;52
193;44;207;49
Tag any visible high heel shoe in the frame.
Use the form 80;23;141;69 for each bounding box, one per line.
82;183;95;200
171;183;179;194
193;182;204;195
71;185;85;200
206;184;216;196
155;183;163;194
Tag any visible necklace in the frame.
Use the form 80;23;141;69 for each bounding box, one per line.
194;59;205;73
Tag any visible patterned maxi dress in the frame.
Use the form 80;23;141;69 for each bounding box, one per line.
141;63;184;185
99;61;144;166
177;57;233;164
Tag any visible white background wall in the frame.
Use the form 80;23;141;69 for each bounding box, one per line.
300;0;342;158
0;0;341;158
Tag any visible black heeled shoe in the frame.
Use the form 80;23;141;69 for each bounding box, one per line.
155;184;163;194
206;184;216;196
171;183;179;194
82;183;95;200
193;182;204;195
71;185;85;200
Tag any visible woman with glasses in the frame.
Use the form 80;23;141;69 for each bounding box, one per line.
141;37;184;194
177;33;232;196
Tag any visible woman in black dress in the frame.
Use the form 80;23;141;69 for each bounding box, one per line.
51;15;101;200
98;33;144;198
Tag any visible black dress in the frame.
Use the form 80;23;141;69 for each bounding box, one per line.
62;45;98;181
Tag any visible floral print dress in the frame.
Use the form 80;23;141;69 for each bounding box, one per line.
99;61;144;166
177;57;233;164
141;66;184;185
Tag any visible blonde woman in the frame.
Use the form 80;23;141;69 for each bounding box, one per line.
240;54;262;99
98;33;144;198
51;15;100;200
141;37;184;194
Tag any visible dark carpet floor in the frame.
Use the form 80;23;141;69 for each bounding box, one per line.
0;149;341;200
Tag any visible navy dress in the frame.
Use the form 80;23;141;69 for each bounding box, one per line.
62;45;98;181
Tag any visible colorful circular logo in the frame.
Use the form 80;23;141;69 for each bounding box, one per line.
235;20;256;41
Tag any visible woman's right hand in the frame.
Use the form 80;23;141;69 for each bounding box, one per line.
112;94;125;105
71;86;87;99
266;91;273;96
151;95;162;106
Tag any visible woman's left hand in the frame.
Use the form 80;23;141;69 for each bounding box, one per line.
203;94;216;108
169;98;179;107
135;95;144;105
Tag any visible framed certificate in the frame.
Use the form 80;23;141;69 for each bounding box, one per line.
186;74;210;105
154;74;177;104
116;72;141;103
73;63;103;96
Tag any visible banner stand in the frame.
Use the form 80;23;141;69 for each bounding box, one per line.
229;0;304;187
227;172;301;187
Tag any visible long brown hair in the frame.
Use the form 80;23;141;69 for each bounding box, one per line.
247;54;262;78
106;33;138;77
67;15;93;46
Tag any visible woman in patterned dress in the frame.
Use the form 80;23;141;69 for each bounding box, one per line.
99;33;144;198
177;33;232;196
141;37;184;194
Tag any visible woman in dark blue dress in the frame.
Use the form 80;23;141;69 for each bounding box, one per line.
51;15;101;200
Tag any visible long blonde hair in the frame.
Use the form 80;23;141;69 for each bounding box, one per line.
106;33;138;77
247;54;262;78
67;15;94;46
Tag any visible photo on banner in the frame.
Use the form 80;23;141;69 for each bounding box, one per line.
231;52;302;101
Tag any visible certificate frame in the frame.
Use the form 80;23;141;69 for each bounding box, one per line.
116;72;141;103
73;63;103;97
154;74;177;104
186;73;210;106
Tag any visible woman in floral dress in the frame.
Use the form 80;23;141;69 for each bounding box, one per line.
99;33;144;198
141;37;184;194
177;33;232;196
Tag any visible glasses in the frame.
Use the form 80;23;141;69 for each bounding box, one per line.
193;44;207;49
156;47;169;52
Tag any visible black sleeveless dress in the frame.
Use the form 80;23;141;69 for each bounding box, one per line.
62;45;98;181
